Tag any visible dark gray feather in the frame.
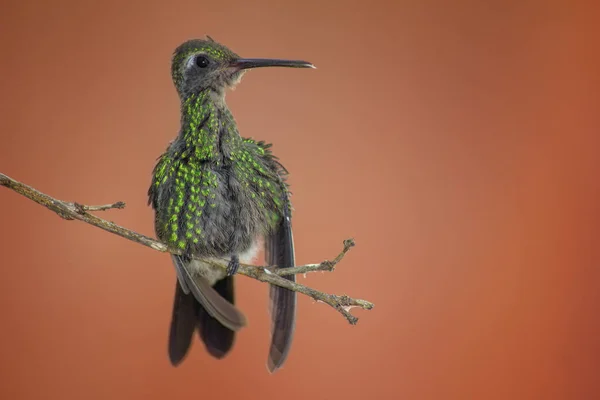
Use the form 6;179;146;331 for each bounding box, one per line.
197;276;236;358
173;255;247;332
171;255;190;294
266;201;297;373
168;282;196;366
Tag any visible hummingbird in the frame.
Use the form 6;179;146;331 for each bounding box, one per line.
147;36;314;372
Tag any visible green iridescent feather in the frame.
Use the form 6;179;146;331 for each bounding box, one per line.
150;91;289;251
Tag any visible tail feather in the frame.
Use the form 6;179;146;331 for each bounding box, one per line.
168;283;196;366
197;277;236;358
172;255;247;332
169;256;245;364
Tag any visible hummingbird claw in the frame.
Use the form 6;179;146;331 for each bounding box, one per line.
226;255;240;276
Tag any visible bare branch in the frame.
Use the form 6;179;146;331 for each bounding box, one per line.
271;238;355;277
0;172;373;324
74;201;126;212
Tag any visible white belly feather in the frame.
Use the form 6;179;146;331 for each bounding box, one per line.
187;240;261;286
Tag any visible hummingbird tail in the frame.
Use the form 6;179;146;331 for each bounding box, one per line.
168;276;240;364
168;255;246;365
168;282;196;366
197;276;236;358
171;255;247;332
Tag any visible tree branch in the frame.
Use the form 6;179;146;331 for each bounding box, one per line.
0;172;373;324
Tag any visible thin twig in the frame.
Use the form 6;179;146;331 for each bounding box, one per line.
0;172;373;324
270;238;355;277
74;201;126;212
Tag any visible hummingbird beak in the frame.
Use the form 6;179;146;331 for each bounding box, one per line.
232;58;316;70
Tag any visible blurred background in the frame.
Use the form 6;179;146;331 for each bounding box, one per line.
0;1;598;399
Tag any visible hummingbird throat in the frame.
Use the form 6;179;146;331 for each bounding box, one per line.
179;89;240;162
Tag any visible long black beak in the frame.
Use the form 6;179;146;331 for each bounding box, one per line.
232;58;316;70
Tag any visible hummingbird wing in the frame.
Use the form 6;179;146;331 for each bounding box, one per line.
265;199;297;373
171;255;191;294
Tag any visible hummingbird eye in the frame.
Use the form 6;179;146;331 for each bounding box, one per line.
195;55;210;68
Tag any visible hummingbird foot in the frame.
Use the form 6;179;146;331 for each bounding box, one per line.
226;255;240;276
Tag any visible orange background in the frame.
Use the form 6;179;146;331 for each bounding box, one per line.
1;1;599;399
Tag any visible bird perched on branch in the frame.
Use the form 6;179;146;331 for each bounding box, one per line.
148;36;314;372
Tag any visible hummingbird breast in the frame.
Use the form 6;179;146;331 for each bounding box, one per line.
149;140;285;258
148;92;287;258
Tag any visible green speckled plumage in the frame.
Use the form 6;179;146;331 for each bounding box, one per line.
147;37;313;372
150;89;288;253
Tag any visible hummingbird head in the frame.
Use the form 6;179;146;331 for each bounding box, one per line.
171;36;315;98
